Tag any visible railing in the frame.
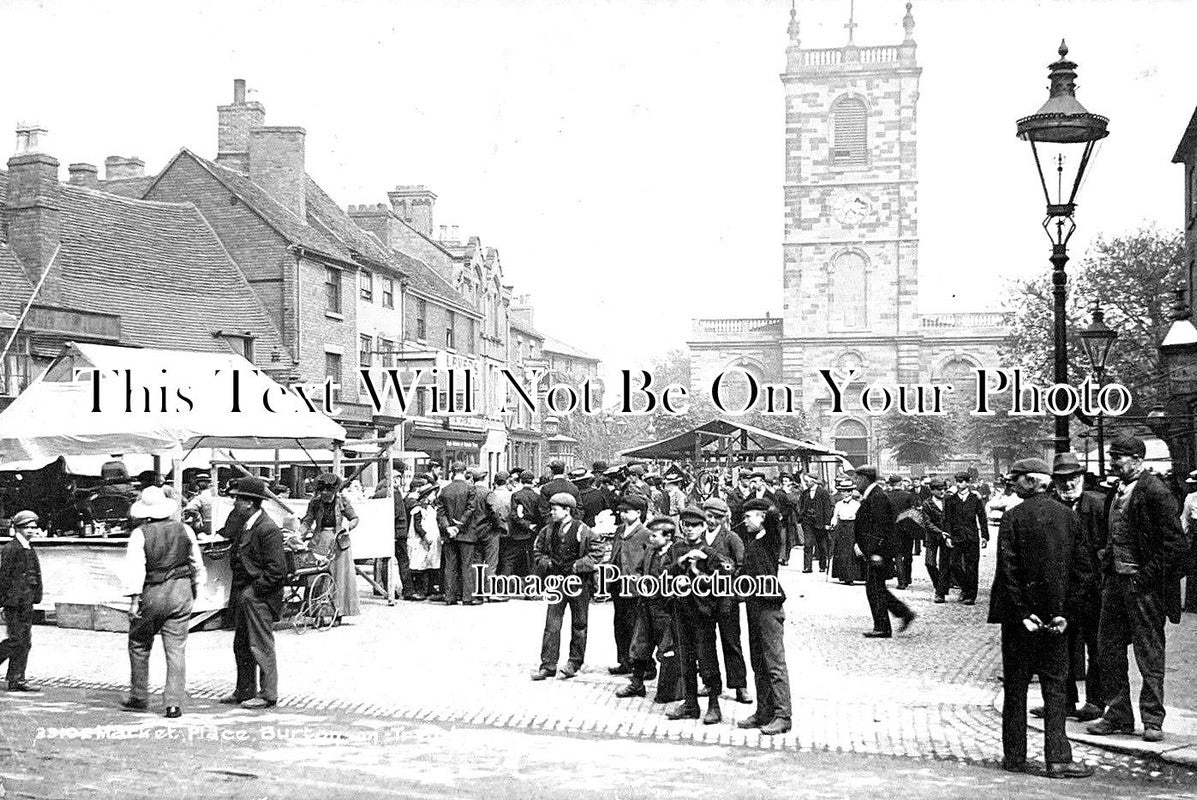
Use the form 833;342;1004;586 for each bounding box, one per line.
802;48;843;67
919;312;1012;330
801;45;900;68
859;46;899;64
691;317;783;337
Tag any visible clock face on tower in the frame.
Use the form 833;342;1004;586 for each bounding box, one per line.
829;188;872;226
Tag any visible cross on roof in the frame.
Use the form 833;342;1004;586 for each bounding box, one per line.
844;0;857;45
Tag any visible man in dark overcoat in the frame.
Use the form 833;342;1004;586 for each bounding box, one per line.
437;462;479;605
0;510;43;692
988;457;1093;779
799;474;834;574
854;466;914;638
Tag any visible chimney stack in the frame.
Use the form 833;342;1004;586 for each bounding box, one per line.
439;225;447;239
216;78;266;173
249;126;306;219
510;293;534;328
103;156;144;180
387;185;436;238
68;163;99;188
5;124;62;303
451;225;459;241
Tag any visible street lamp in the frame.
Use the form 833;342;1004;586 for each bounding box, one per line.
1017;40;1109;454
1078;303;1117;476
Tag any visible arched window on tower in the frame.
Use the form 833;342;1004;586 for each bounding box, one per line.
830;252;867;330
938;358;979;415
835;419;869;468
832;97;868;166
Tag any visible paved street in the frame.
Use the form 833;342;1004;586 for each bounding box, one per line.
3;545;1197;797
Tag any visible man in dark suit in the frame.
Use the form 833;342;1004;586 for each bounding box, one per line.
945;471;988;605
1087;435;1189;744
218;477;287;710
774;473;802;566
505;471;542;579
988;457;1094;779
887;476;920;589
920;478;952;602
702;497;751;704
0;510;43;692
854;466;914;638
606;494;650;675
575;470;609;528
799;474;834;573
539;460;580;516
437;462;480;605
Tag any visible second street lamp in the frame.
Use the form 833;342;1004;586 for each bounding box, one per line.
1017;40;1109;454
1079;303;1117;476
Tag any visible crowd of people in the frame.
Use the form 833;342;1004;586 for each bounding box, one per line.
0;434;1192;779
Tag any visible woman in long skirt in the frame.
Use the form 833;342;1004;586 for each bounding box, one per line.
301;472;361;620
829;480;863;585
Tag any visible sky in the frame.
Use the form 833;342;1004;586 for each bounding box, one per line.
1;0;1195;384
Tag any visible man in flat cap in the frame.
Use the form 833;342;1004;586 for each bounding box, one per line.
946;470;988;605
1042;452;1106;723
531;493;603;681
1088;434;1188;743
989;457;1093;778
539;460;580;517
606;493;651;675
854;466;915;638
574;469;610;528
799;473;833;574
0;510;43;692
919;478;952;602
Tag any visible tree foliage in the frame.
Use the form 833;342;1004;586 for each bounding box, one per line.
961;394;1050;473
879;412;954;466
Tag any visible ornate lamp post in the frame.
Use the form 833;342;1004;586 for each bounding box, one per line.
1017;41;1109;454
1078;303;1117;476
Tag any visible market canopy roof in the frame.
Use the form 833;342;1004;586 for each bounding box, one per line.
617;419;845;462
0;343;346;468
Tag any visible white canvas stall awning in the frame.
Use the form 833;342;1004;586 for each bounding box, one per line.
0;343;346;469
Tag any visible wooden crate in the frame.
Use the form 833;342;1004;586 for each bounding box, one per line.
93;603;130;633
54;602;130;632
55;603;96;630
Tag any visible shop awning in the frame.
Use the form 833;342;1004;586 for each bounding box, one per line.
0;343;346;468
617;419;845;462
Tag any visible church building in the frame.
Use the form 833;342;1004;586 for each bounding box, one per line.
688;2;1009;469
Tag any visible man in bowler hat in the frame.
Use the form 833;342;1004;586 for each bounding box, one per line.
854;466;915;638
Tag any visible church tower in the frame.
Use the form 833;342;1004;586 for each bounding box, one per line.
779;1;921;457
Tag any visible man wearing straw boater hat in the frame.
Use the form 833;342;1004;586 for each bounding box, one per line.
120;486;205;718
219;477;287;710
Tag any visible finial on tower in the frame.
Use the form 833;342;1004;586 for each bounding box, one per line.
1058;39;1069;59
844;0;857;46
787;0;800;44
903;2;915;42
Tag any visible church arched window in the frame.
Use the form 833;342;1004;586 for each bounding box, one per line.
829;252;867;330
834;419;869;468
832;97;868;166
937;357;980;414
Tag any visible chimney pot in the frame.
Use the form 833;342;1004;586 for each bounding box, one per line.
440;225;447;239
217;79;266;173
451;225;459;241
68;163;99;188
234;78;247;104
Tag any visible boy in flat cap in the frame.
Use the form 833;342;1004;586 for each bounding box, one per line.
531;493;603;681
607;494;650;675
736;497;791;734
617;514;681;702
946;470;988;605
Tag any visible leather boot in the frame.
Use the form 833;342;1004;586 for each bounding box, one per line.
665;702;700;720
703;694;722;725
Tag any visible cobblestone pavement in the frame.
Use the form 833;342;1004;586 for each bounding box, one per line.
7;545;1197;790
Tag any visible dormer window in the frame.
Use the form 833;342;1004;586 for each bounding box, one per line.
214;331;254;361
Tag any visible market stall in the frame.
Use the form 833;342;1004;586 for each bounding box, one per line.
0;343;354;629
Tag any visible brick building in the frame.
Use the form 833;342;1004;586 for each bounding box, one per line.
688;4;1008;469
0;125;287;408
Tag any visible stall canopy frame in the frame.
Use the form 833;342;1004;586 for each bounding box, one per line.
617;419;847;463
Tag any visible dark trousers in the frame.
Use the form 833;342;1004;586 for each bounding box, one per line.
802;527;829;571
540;581;591;671
715;600;748;689
630;601;680;702
1001;621;1073;766
779;520;800;562
232;588;278;702
612;594;638;668
895;535;916;588
394;536;415;598
865;562;911;635
128;577;193;707
746;600;791;720
954;536;980;600
676;606;720;706
479;533;500;594
0;604;33;685
1185;532;1197;612
1099;574;1167;729
409;569;435;596
924;537;951;596
500;537;534;577
443;539;477;602
1065;601;1105;711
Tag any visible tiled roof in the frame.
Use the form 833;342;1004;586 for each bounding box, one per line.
391;248;480;317
162;150;354;263
0;171;288;364
542;335;599;363
95;176;156;198
510;317;545;341
0;245;34;318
